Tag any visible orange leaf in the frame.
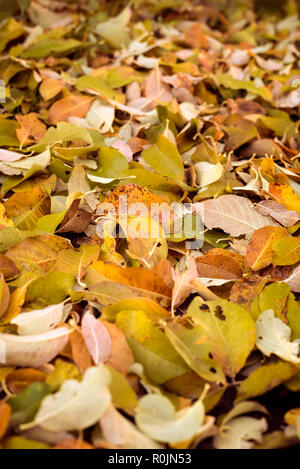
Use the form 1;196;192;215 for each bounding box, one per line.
85;260;172;298
102;320;135;375
53;439;93;449
49;94;93;124
16;113;46;146
269;182;300;215
196;253;243;279
246;226;289;271
70;329;93;373
39;78;65;100
6;368;47;394
0;402;11;440
100;183;168;213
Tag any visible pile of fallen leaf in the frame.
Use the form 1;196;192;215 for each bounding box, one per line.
0;0;300;450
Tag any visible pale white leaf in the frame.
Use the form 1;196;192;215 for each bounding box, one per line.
99;405;163;449
11;303;65;336
256;309;300;363
222;401;268;427
86;99;115;133
0;149;24;162
255;200;300;227
0;327;71;367
87;174;135;184
68;166;98;210
82;312;112;365
26;364;111;432
285;264;300;293
135;394;205;444
111;138;133;162
194;161;223;187
214;416;268;449
0;149;50;176
196;195;277;237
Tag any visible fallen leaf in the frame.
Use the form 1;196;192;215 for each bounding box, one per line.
188;297;256;377
26;365;111;432
197;195;277;237
245;226;289;270
255;200;300;227
49;94;93;125
16;113;46;146
0;327;72;367
0;402;11;440
82;311;112;365
135;393;206;444
256;309;300;363
11;302;65;335
171;257;198;313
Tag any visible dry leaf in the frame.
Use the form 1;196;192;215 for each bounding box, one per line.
81;311;112;365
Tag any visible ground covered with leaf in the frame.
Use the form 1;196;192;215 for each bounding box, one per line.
0;0;300;450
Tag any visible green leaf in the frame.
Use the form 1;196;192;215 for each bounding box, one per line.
0;118;19;147
215;73;273;102
8;382;51;425
2;436;50;450
0;18;24;53
96;7;131;49
96;146;129;178
102;297;170;322
26;271;75;307
107;365;138;413
116;310;188;384
236;361;297;402
35;210;66;234
188;297;256;377
250;282;290;320
75;75;122;101
165;322;226;384
22;37;82;59
141;135;185;181
30;123;93;153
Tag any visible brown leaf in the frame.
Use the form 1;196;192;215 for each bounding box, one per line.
184;23;208;49
230;276;268;309
239;139;286;158
70;329;93;373
0;254;19;279
196;253;243;280
57;199;91;234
